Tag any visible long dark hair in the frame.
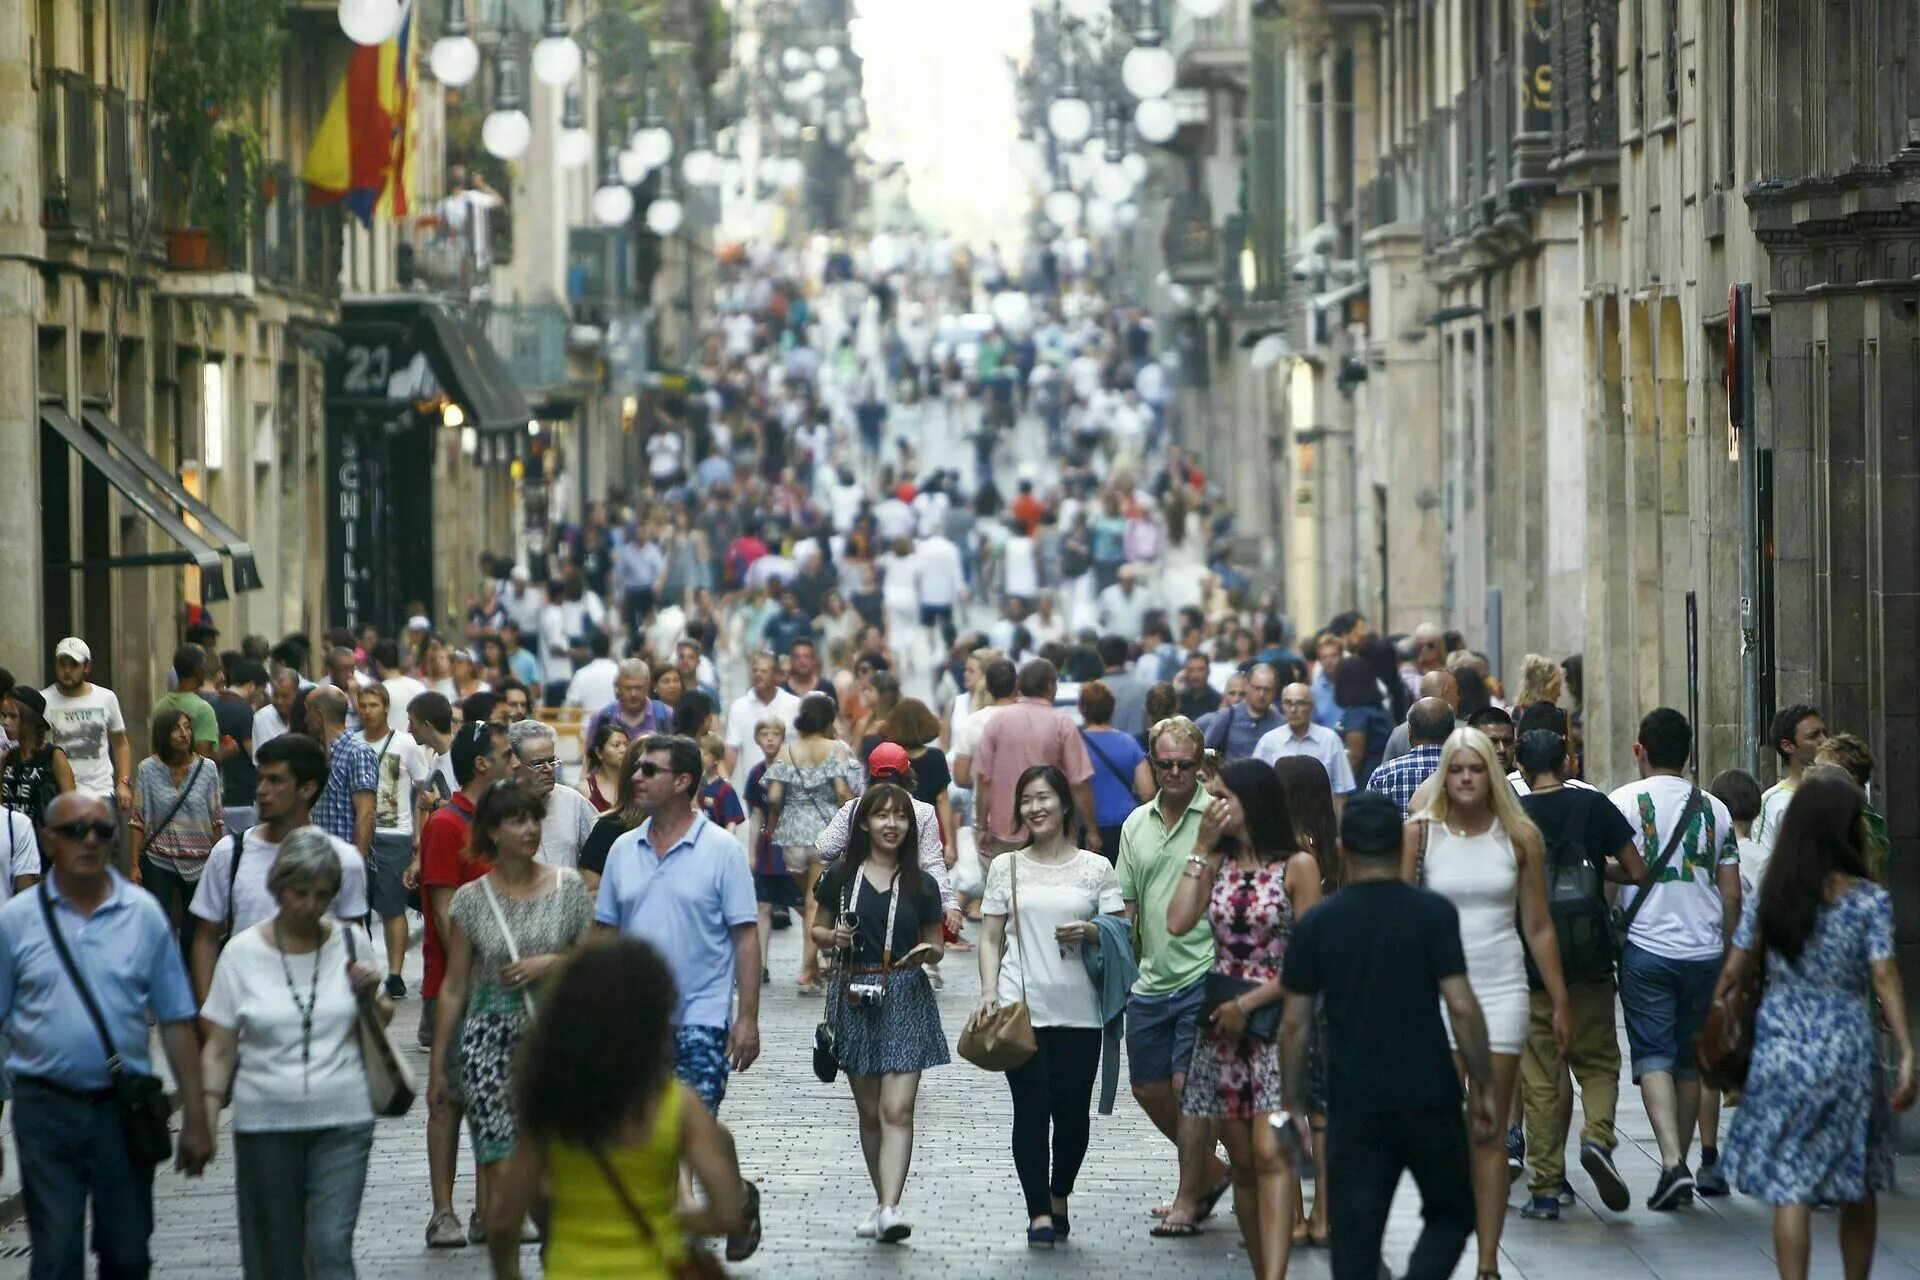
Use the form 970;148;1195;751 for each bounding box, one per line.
818;783;928;911
1757;775;1872;966
1355;634;1411;723
1272;756;1339;887
1215;758;1300;865
518;938;678;1146
1014;764;1073;842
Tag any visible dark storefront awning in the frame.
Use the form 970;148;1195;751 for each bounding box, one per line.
81;407;263;591
39;403;230;601
330;298;533;434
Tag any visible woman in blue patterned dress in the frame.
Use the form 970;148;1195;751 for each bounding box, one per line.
1718;775;1917;1280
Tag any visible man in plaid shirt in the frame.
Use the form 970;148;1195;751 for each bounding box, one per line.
307;686;377;857
1364;698;1456;818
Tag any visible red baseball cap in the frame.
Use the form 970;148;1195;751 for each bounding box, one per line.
869;743;912;778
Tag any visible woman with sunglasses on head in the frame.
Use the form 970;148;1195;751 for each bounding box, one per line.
1165;758;1320;1280
971;764;1125;1247
809;783;948;1243
431;778;595;1244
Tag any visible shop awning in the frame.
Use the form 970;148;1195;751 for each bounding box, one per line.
331;298;533;433
81;407;263;591
39;403;230;602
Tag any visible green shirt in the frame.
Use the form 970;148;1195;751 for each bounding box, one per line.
151;691;219;748
1115;788;1215;996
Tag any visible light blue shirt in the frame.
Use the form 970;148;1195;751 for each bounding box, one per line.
596;812;757;1030
1311;670;1342;730
0;873;197;1089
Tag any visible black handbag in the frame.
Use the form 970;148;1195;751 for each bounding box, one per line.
37;881;174;1166
1201;972;1283;1043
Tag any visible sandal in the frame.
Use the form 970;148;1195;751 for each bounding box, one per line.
724;1181;762;1262
1195;1174;1234;1222
1150;1219;1200;1239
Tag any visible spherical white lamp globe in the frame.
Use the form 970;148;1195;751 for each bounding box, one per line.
780;156;806;187
531;35;583;87
1094;160;1133;203
592;184;635;226
1135;96;1178;144
646;197;685;236
1048;95;1093;145
339;0;402;46
618;146;649;184
815;45;842;71
482;108;533;161
782;47;807;73
1086;198;1116;232
1178;0;1228;15
1122;44;1177;101
429;34;481;86
1116;201;1140;226
1043;186;1082;228
636;126;674;169
683;148;721;185
557;127;594;170
1122;151;1149;183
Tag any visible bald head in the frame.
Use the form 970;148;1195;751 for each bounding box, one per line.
1419;669;1459;708
1407;697;1456;746
45;791;108;829
307;685;348;731
1281;682;1314;729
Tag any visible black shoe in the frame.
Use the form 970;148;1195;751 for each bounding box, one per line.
384;974;406;1000
725;1181;762;1261
1518;1195;1560;1221
1647;1163;1694;1211
1506;1124;1525;1183
1581;1142;1631;1212
771;907;793;929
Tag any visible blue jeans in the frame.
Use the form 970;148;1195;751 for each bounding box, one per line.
234;1124;375;1279
1618;941;1719;1082
14;1078;156;1279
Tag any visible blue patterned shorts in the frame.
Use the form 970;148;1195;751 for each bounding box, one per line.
676;1024;730;1114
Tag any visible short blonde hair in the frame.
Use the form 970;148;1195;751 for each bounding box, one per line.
754;716;788;739
699;734;727;761
1147;715;1205;758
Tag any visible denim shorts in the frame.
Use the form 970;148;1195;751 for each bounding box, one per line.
1125;976;1208;1086
1618;941;1719;1082
676;1025;730;1114
368;832;412;919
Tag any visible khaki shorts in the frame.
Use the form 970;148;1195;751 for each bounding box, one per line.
782;842;822;874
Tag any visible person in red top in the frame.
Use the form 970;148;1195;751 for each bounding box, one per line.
414;719;515;1249
1010;480;1044;536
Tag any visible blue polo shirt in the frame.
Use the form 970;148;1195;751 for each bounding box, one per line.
1202;702;1285;762
596;812;757;1029
0;873;197;1090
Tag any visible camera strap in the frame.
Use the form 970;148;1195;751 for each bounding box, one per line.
849;862;901;973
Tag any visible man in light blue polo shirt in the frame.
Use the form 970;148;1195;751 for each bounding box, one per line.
596;733;761;1111
0;793;211;1276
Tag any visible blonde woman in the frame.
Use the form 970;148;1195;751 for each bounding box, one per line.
1510;654;1563;721
1401;727;1570;1280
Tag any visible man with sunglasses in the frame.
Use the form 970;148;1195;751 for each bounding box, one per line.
0;792;212;1275
1115;717;1232;1237
505;719;595;874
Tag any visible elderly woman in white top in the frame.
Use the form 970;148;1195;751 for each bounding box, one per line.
199;827;390;1279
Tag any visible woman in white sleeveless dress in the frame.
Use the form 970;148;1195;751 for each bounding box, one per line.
1402;727;1570;1280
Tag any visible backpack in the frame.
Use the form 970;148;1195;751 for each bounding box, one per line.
1527;791;1615;985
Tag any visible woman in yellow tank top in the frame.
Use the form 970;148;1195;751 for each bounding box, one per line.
485;938;747;1279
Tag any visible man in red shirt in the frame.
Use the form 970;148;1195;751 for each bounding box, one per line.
1010;479;1044;535
415;719;513;1249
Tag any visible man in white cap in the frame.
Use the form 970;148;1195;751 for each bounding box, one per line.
41;638;131;822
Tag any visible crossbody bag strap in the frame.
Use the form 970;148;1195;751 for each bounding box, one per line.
480;874;538;1016
1081;731;1134;794
143;758;209;849
37;879;127;1075
589;1144;676;1265
1620;786;1703;938
222;828;247;944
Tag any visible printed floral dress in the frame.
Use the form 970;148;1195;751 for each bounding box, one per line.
1182;860;1293;1120
1722;881;1897;1203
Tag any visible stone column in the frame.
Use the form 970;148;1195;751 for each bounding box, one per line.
1538;196;1586;655
0;0;44;665
1363;224;1442;631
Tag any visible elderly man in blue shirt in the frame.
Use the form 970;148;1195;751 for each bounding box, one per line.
1201;663;1284;762
0;792;211;1276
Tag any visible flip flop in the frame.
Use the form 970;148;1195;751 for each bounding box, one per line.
1150;1220;1200;1239
724;1181;762;1262
1195;1174;1234;1222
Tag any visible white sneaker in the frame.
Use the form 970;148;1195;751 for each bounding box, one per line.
877;1205;911;1243
856;1207;882;1239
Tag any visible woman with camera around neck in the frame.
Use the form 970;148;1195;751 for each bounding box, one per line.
809;783;948;1244
1165;758;1322;1280
970;764;1125;1248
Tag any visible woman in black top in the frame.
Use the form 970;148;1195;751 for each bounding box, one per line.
875;699;955;868
1;686;74;831
576;738;643;889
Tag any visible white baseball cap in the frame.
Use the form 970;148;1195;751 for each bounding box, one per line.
54;637;90;664
406;615;432;632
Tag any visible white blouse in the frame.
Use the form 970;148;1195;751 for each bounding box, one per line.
983;850;1124;1028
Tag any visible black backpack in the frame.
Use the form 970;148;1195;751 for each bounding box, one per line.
1525;791;1616;985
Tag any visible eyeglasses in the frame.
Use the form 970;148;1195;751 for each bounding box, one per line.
517;755;559;772
1151;757;1199;773
49;820;115;842
1280;699;1313;708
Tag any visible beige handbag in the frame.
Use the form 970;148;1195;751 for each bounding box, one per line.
957;853;1038;1071
344;929;415;1117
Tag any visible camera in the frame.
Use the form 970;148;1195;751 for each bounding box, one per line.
848;982;886;1008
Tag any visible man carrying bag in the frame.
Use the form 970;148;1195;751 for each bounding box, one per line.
0;793;211;1276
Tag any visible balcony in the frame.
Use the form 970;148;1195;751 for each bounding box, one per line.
490;303;571;393
397;219;488;303
1169;0;1251;85
1548;0;1620;186
566;226;642;327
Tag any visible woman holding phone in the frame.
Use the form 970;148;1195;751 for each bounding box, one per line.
810;783;949;1244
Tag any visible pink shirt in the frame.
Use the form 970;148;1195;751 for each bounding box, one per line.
973;697;1094;842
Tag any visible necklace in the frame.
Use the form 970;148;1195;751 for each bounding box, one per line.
274;921;323;1092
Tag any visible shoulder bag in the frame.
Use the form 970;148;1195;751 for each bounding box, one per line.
957;854;1038;1071
590;1144;730;1280
1696;926;1765;1090
1199;865;1284;1042
343;927;416;1116
1081;730;1137;796
37;880;173;1166
480;870;569;1018
1612;785;1703;961
219;828;248;949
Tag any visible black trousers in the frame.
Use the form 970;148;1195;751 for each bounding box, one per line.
1326;1105;1475;1280
1004;1026;1101;1219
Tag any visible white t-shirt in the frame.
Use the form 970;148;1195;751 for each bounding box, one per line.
381;676;430;721
1753;780;1795;855
189;827;370;937
200;924;373;1132
874;498;915;545
0;808;43;892
953;704;1006;762
647;430;685;479
40;685;126;796
358;729;430;837
1736;835;1769;902
914;537;965;607
982;849;1123;1028
1608;775;1740;962
1507;769;1599;797
725;689;802;761
565;659;620;711
252;705;289;762
536;784;597;870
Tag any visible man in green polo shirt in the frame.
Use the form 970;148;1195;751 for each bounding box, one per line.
150;645;219;758
1116;716;1231;1237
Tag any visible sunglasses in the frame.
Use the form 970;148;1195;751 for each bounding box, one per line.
633;761;671;778
1151;757;1199;772
49;820;115;842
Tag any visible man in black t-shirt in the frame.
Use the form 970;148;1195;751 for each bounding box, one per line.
1513;729;1645;1218
1281;791;1492;1280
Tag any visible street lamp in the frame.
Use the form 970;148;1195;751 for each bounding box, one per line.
1121;0;1176;100
815;44;842;72
634;86;674;169
557;90;594;169
592;141;635;225
339;0;402;46
531;0;584;86
1177;0;1228;14
1049;90;1093;145
482;54;533;160
428;0;480;85
1135;95;1177;144
1044;172;1082;228
682;113;720;185
646;163;685;235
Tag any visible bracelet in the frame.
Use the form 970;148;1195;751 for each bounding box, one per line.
1233;996;1248;1017
1185;854;1209;869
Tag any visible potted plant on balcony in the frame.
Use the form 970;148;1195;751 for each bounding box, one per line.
151;0;284;270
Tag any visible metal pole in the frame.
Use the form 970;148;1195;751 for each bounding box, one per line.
1732;283;1759;773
